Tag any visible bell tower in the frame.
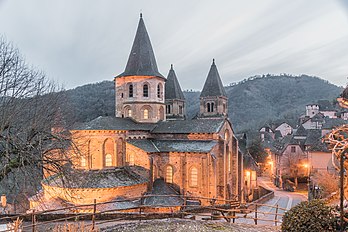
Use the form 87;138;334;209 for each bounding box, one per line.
165;64;185;120
114;14;166;123
199;59;228;118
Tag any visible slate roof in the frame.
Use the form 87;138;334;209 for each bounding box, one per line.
143;179;183;206
72;116;156;131
322;118;347;129
243;152;259;171
153;118;225;134
128;139;217;153
304;129;322;146
73;116;226;134
274;130;282;139
116;14;164;79
43;167;148;188
165;65;185;100
311;113;325;122
294;125;307;137
305;129;328;152
127;140;159;153
200;59;227;97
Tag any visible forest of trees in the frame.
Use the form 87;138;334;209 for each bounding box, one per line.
64;75;342;134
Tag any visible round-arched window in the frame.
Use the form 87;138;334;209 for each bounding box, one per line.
165;165;173;183
105;154;112;167
190;167;198;187
143;84;149;97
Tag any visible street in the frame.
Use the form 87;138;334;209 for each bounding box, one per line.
236;176;307;226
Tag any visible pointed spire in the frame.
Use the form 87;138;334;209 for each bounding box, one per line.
165;65;185;100
200;59;226;97
116;15;164;79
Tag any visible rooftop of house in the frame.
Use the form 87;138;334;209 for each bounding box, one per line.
321;118;347;129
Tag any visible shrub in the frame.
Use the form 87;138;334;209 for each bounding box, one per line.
281;200;335;231
311;172;338;198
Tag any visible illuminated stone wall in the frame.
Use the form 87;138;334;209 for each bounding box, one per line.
41;182;148;205
115;75;166;123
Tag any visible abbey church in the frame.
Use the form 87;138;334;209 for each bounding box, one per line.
30;15;243;211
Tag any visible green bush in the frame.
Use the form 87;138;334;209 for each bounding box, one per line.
281;200;335;232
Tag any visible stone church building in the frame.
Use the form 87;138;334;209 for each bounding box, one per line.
30;15;242;212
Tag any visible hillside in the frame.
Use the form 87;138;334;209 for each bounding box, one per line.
65;74;342;133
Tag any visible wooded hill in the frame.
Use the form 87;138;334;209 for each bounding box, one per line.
65;74;342;133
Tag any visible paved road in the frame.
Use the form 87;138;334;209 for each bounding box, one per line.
236;177;307;226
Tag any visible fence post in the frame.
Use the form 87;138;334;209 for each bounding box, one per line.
139;196;143;222
92;199;96;231
275;204;279;226
31;209;36;232
254;204;258;225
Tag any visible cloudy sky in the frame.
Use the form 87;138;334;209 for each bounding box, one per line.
0;0;347;90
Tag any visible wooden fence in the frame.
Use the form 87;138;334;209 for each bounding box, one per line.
0;195;285;231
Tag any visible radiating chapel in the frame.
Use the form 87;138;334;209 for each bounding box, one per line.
30;15;242;212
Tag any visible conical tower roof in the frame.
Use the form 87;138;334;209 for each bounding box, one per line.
165;64;185;100
116;14;164;79
200;59;226;97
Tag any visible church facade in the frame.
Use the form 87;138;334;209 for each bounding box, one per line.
30;15;242;211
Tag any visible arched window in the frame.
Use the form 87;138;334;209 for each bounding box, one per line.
165;165;173;183
179;105;183;115
190;167;198;187
225;130;230;141
81;157;86;167
223;103;226;113
228;151;231;173
143;84;149;97
128;84;133;98
105;154;112;167
211;102;214;112
129;154;135;165
159;106;164;120
207;103;211;112
125;106;132;117
143;109;149;119
157;84;161;98
166;105;171;114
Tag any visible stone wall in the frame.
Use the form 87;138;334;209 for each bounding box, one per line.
42;182;148;205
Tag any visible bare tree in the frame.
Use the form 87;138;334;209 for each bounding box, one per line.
281;150;307;188
0;37;73;210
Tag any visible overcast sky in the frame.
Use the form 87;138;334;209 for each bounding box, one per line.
0;0;347;90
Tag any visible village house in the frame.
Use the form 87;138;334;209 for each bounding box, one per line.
29;15;243;212
261;101;344;190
